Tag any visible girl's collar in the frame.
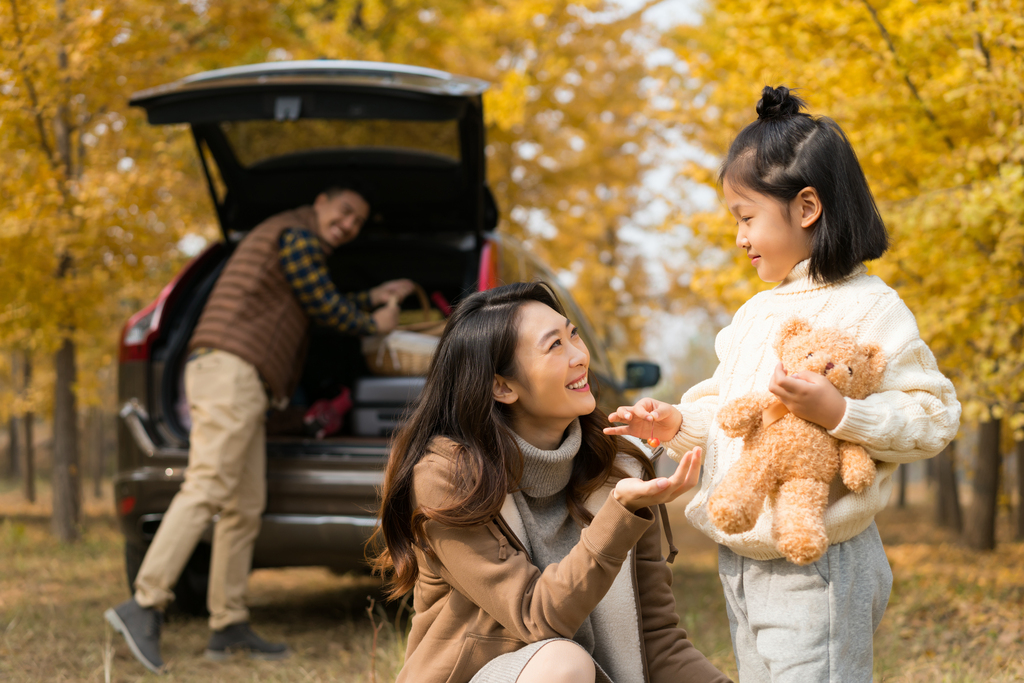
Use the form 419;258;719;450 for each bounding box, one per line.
772;259;867;295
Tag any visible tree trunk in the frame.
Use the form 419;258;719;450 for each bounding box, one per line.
896;462;908;508
964;419;1001;551
1016;440;1024;542
23;355;35;504
52;337;80;542
89;406;104;498
6;352;21;479
6;417;19;480
935;441;962;532
23;410;35;503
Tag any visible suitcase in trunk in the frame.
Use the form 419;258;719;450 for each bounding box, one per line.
352;376;427;406
350;377;426;436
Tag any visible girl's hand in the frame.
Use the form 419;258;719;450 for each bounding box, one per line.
612;448;701;512
603;398;683;443
768;362;847;430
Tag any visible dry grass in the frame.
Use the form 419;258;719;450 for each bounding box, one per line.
1;479;1023;682
0;479;410;682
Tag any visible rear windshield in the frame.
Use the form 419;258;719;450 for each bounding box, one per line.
221;119;460;167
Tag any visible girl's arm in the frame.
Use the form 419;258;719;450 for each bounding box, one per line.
665;317;739;458
665;371;723;458
634;514;732;683
827;299;960;463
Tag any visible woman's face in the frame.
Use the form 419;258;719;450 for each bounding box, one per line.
495;301;595;432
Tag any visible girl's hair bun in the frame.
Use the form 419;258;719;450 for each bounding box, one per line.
756;85;806;121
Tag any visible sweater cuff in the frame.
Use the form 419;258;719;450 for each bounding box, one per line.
827;398;878;445
581;493;654;561
666;406;711;462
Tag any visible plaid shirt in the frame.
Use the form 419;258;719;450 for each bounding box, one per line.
279;227;377;335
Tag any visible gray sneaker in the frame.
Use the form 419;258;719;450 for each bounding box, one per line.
104;598;165;674
205;622;290;661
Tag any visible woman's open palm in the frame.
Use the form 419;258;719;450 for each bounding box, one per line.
613;447;702;512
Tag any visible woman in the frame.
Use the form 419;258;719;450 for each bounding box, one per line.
370;283;730;683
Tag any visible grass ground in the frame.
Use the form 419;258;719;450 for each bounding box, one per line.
1;479;1022;682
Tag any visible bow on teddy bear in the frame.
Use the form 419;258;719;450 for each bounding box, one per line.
707;317;887;566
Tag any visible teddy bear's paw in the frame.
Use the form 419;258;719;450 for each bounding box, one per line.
839;447;877;493
778;531;828;566
708;495;760;534
842;465;876;493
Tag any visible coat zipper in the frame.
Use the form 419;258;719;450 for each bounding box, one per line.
631;549;651;683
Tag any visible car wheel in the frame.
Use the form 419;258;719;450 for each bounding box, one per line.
122;539;211;617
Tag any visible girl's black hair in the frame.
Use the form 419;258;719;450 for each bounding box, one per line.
719;85;889;283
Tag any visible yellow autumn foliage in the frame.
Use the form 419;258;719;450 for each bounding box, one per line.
0;0;296;408
665;0;1024;433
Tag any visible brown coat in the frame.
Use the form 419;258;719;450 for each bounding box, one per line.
400;437;731;683
189;207;317;402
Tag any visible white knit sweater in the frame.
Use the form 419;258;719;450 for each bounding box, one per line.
668;259;961;560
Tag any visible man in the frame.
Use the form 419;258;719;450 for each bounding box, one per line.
105;187;415;673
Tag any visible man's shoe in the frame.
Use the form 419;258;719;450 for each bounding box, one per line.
104;598;165;674
205;622;290;661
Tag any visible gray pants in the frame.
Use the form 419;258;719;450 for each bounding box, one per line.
718;523;892;683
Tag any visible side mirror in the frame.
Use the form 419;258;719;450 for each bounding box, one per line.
623;361;660;389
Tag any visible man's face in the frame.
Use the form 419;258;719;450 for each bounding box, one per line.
313;190;370;249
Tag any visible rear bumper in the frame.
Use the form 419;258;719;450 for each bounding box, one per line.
252;513;378;571
114;459;385;573
131;509;378;572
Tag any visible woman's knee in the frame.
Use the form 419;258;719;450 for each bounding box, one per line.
516;640;595;683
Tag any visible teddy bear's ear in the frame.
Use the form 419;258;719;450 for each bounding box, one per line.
863;343;887;384
775;317;813;352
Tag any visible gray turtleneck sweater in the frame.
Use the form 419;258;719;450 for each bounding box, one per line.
511;419;598;657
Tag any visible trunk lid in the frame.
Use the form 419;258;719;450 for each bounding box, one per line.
129;60;492;241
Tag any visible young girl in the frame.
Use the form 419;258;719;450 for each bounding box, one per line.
606;86;961;682
371;283;729;683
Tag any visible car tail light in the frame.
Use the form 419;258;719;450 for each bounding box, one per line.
120;299;163;362
118;243;224;363
117;495;136;516
478;239;499;291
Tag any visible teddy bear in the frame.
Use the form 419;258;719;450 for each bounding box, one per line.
706;317;887;565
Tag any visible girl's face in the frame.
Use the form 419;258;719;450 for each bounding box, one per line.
493;301;595;446
723;178;819;283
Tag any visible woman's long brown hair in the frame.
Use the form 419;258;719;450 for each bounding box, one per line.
367;282;653;599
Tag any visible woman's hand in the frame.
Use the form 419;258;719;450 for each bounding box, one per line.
612;447;701;512
768;362;847;430
603;398;683;443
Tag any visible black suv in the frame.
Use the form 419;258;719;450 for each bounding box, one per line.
114;60;661;613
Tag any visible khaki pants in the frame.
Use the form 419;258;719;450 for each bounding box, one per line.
134;350;269;630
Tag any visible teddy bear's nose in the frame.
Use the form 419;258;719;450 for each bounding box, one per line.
825;362;835;372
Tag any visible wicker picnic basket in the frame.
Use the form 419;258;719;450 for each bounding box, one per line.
362;285;446;376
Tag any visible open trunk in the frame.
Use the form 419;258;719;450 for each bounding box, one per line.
151;231;481;449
